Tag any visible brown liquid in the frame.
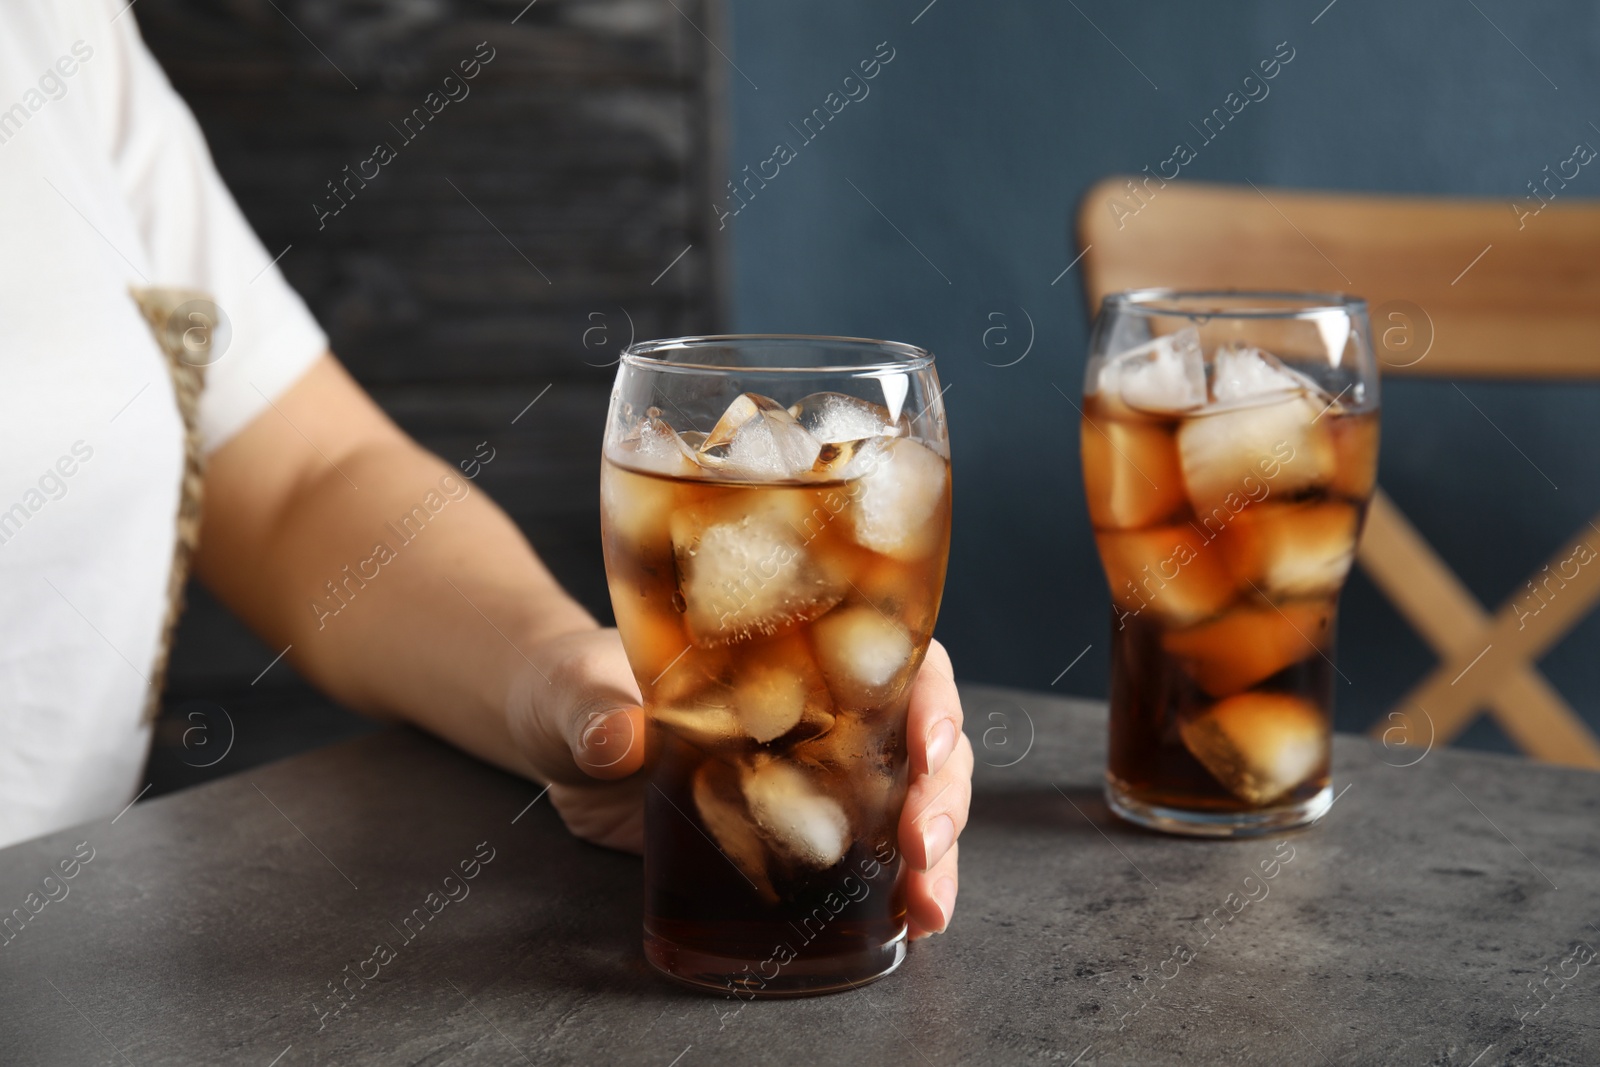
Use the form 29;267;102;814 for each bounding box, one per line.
600;452;950;994
1083;392;1378;815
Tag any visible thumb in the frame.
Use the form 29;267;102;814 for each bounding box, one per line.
513;628;647;784
570;700;646;780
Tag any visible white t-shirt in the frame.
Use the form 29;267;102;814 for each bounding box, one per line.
0;1;326;847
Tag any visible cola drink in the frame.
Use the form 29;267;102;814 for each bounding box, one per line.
602;386;951;994
1083;325;1379;833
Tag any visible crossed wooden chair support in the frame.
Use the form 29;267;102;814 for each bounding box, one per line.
1360;492;1600;767
1079;176;1600;768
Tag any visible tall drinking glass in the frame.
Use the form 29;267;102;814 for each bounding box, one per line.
1081;291;1379;836
600;335;951;995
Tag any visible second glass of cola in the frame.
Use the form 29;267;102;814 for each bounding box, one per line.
1082;291;1379;836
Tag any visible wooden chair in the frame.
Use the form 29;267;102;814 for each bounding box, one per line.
1076;177;1600;768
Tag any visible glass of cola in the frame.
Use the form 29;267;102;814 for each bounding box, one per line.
601;335;952;994
1082;291;1379;836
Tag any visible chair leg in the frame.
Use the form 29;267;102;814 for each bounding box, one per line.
1490;671;1600;769
1358;489;1600;766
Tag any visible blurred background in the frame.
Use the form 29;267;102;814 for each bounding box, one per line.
142;0;1600;792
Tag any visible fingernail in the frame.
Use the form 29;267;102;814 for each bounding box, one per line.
931;876;957;933
920;813;955;870
925;719;956;775
579;709;636;769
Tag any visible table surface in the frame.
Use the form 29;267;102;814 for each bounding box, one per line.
0;684;1596;1066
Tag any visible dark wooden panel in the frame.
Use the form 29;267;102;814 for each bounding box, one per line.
138;0;726;782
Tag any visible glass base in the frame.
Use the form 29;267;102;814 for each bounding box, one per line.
643;925;907;998
1106;776;1332;838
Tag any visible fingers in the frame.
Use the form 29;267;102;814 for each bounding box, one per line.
510;629;646;786
900;730;973;870
897;642;969;941
548;777;646;854
904;842;959;940
908;640;962;778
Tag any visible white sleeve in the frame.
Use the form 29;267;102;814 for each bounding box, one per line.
92;2;328;453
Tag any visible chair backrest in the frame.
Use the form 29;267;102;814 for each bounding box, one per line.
1075;177;1600;768
1077;176;1600;379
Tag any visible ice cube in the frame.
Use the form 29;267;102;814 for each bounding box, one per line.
693;759;777;902
849;555;938;641
1177;393;1337;517
1327;411;1379;501
794;708;893;772
1097;328;1207;413
699;393;823;480
1093;525;1237;627
809;438;874;480
1178;692;1328;805
742;757;852;868
736;667;806;743
793;711;903;838
728;635;834;743
1162;600;1332;696
652;703;744;750
670;491;846;645
601;459;681;554
1080;413;1187;530
608;582;691;688
1218;502;1360;599
789;702;837;744
650;643;731;709
843;437;948;561
1210;344;1319;404
788;392;900;444
617;419;700;476
812;606;915;710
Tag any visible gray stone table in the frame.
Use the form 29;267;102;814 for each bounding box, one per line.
0;684;1596;1066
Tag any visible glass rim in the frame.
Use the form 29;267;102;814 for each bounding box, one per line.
620;333;933;375
1104;288;1367;320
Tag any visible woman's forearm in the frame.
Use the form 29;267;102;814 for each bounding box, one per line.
195;357;597;778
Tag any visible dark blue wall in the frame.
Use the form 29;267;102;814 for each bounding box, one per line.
721;0;1600;750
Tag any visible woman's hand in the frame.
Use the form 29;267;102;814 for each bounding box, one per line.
507;629;971;939
897;640;970;939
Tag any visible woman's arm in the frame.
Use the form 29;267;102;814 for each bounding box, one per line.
194;354;623;783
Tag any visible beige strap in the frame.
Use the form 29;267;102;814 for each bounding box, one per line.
128;286;217;725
